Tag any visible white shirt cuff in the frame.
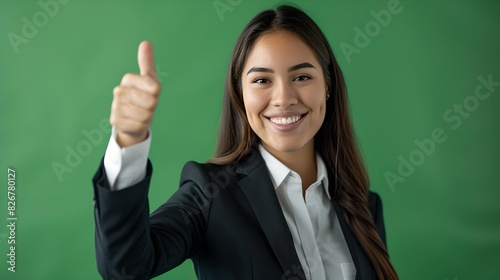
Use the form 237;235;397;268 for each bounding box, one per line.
103;127;151;191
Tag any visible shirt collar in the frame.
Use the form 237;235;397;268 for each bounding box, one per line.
258;144;331;199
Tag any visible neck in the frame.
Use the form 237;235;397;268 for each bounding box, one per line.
262;141;317;196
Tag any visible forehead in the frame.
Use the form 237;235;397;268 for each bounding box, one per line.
244;30;319;70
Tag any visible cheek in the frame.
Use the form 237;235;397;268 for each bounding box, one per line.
243;90;267;122
304;90;326;112
314;101;327;127
302;89;327;124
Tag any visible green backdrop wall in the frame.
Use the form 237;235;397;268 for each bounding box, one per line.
1;0;499;279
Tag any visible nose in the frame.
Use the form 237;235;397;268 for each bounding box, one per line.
270;80;298;109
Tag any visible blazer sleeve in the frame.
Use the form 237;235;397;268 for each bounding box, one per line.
92;158;212;279
368;191;387;249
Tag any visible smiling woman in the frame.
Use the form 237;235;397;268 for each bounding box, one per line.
241;31;328;188
92;4;398;280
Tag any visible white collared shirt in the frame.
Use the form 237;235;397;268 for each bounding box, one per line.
259;144;356;280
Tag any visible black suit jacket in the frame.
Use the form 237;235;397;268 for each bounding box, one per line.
92;147;387;280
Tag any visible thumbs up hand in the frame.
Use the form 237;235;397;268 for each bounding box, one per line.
110;41;162;147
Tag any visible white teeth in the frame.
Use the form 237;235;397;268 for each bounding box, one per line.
270;115;302;125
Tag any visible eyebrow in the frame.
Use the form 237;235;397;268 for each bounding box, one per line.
246;62;315;75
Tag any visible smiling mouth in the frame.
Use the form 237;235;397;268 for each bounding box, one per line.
268;114;306;125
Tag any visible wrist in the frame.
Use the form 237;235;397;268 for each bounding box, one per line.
116;131;148;148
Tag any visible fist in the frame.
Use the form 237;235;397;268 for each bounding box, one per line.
110;41;162;147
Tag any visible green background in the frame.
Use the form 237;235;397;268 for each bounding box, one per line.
1;0;499;279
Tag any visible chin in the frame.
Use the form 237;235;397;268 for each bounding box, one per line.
263;139;311;154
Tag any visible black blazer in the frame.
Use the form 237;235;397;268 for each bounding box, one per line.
92;147;387;280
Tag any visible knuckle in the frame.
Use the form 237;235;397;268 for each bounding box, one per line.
112;86;122;97
121;73;134;84
149;100;159;111
152;82;162;95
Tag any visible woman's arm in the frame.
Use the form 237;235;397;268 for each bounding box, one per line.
92;41;210;279
93;160;211;279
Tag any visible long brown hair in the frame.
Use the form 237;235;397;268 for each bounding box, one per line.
210;5;398;279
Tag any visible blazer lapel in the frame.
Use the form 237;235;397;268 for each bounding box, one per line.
235;149;304;279
332;200;375;280
233;147;375;279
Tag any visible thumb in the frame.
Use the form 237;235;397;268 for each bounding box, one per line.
137;41;158;81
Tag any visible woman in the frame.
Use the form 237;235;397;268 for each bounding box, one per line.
93;5;398;280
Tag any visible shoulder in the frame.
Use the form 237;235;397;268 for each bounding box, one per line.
367;191;387;245
179;161;241;191
367;191;384;217
179;147;264;189
368;191;382;208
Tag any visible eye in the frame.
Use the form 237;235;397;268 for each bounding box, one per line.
294;74;312;82
251;78;270;84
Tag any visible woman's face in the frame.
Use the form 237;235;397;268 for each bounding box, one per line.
242;30;328;157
